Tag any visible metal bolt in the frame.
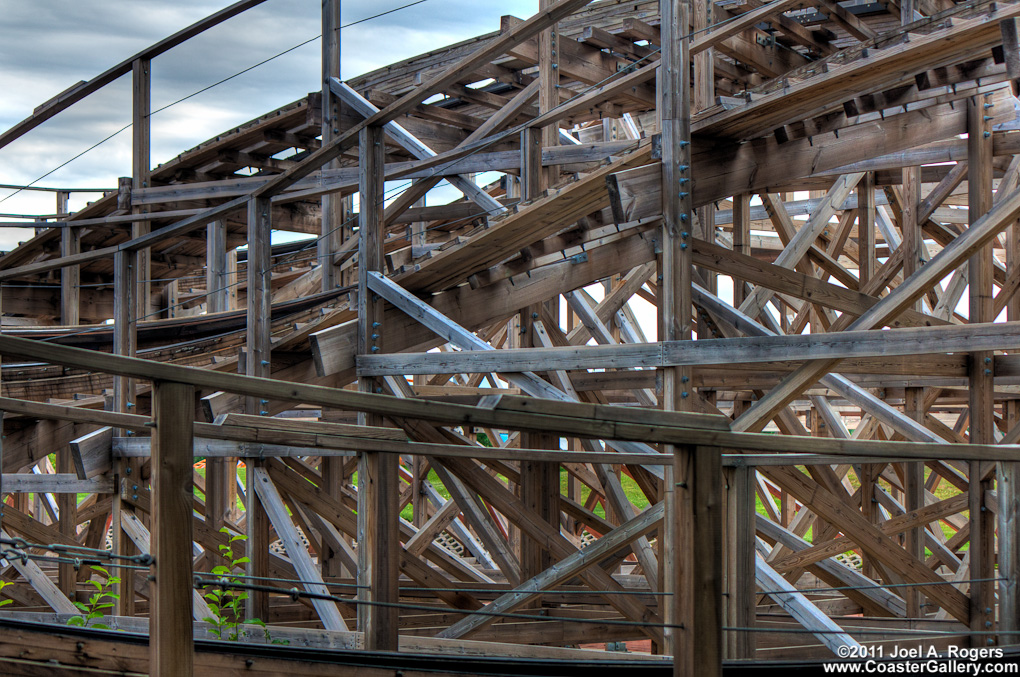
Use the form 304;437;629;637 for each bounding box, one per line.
984;131;992;138
681;231;689;239
681;391;689;398
681;376;689;383
260;360;270;366
986;608;993;615
985;369;992;375
260;410;268;416
984;115;993;121
988;639;996;646
126;402;134;408
679;141;690;147
679;214;688;222
372;321;381;328
679;192;689;198
375;387;383;393
371;346;380;352
985;357;992;364
680;243;688;250
986;621;993;628
532;312;539;319
678;164;689;171
261;399;268;405
985;103;994;109
125;467;132;475
371;333;379;340
132;485;138;491
132;494;138;500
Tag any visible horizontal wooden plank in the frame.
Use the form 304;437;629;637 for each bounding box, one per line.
358;321;1020;375
0;474;113;494
1;336;1020;460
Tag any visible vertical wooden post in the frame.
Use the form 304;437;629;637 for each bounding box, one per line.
693;0;715;295
901;166;922;304
225;249;238;312
149;380;195;677
357;124;399;651
860;462;880;579
1001;400;1020;644
901;166;926;617
57;444;77;597
904;390;925;616
518;2;561;584
320;0;343;293
1001;188;1020;645
857;173;876;286
204;221;232;540
670;446;723;676
967;94;996;646
660;0;721;672
320;34;354;570
58;189;79;593
113;246;138;414
724;464;755;660
113;249;137;617
59;191;79;327
132;58;151;321
206;220;227;314
245;196;272;620
732;193;750;306
202;219;229;546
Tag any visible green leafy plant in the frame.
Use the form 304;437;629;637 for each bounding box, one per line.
202;528;251;641
201;529;287;644
67;566;119;629
0;579;13;608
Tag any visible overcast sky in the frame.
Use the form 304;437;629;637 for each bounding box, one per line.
0;0;538;247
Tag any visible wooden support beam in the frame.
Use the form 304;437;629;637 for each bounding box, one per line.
0;526;80;616
250;467;348;631
438;501;664;640
249;0;596;199
968;94;997;646
60;216;80;326
760;466;970;623
755;552;863;655
132;57;151;320
357;124;399;651
732;178;1020;433
669;445;723;676
333;80;506;216
245;196;272;621
756;515;908;617
725;466;756;659
149;380;195;677
321;0;342;293
112;246;136;618
119;511;212;622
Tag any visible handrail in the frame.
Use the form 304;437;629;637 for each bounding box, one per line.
0;0;270;151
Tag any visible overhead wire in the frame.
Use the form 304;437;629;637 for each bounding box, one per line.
0;0;435;206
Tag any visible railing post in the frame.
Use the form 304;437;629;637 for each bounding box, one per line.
149;380;195;677
670;444;723;677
